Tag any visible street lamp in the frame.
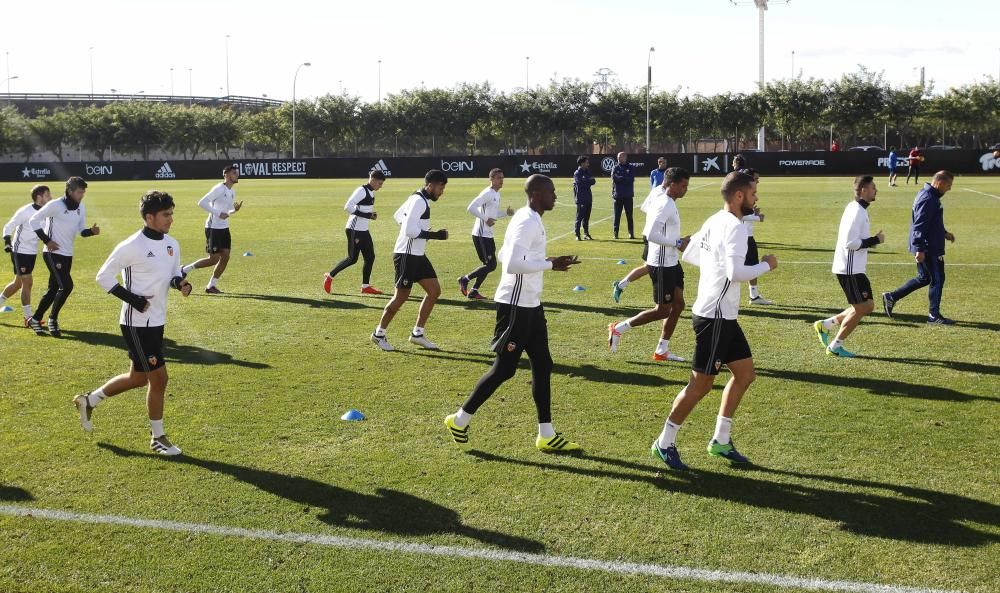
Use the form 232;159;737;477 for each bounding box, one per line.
225;34;231;96
6;75;18;98
646;46;655;153
292;61;311;159
89;46;94;98
188;67;193;105
525;56;530;89
170;67;174;96
377;59;382;103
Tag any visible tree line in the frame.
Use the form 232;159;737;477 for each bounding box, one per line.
1;67;997;161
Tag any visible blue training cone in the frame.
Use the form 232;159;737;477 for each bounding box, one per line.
617;259;627;265
243;251;254;257
0;306;13;313
341;409;365;421
572;285;586;291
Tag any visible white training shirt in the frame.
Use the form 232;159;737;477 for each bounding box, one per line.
4;203;42;255
467;186;507;239
393;191;433;256
199;182;237;229
643;194;682;267
96;228;182;328
639;186;664;214
494;206;552;308
29;197;88;256
344;185;376;232
741;214;760;236
832;199;873;275
687;210;771;320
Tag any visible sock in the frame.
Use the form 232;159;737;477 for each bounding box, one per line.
150;419;165;438
23;304;32;318
614;320;631;334
657;420;681;449
182;263;195;275
713;415;733;445
829;338;844;350
749;285;760;299
822;317;838;330
373;326;386;337
361;283;370;289
454;408;472;428
87;389;107;407
617;278;630;289
207;276;218;289
412;325;425;337
655;339;670;355
0;295;6;305
538;422;555;439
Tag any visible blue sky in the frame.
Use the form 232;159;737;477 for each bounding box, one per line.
4;0;997;101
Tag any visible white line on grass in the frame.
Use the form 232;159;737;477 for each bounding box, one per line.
961;188;1000;201
576;257;999;267
548;182;716;244
0;505;963;593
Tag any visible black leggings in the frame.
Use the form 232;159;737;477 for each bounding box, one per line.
466;236;497;290
35;253;73;321
329;229;375;284
462;305;553;423
613;197;634;236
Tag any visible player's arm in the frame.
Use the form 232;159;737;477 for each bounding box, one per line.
79;208;99;237
909;196;933;253
466;191;490;221
29;200;58;248
169;248;193;296
502;222;550;273
646;211;680;248
96;244;149;312
344;187;374;219
197;187;229;217
724;226;774;281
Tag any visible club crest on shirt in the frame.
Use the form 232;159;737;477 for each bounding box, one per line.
506;341;517;352
147;355;158;367
55;262;62;270
19;266;26;273
862;291;869;299
714;359;722;371
167;246;174;257
402;279;411;287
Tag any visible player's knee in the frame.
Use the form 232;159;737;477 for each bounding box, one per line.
384;299;403;314
20;275;32;288
858;300;875;315
485;258;497;273
534;354;554;376
62;278;75;294
492;363;518;383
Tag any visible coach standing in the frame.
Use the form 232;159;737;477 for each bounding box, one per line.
573;156;596;240
882;170;956;325
611;151;636;239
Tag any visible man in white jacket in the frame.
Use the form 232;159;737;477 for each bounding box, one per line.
371;170;449;351
444;174;581;453
814;176;884;358
457;168;514;300
651;171;776;470
181;164;242;294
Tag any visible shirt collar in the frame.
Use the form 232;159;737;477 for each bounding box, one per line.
142;227;165;240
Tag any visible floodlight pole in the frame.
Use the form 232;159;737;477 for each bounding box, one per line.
292;61;311;159
225;34;231;97
525;56;530;89
731;0;788;152
646;47;655;153
88;47;94;98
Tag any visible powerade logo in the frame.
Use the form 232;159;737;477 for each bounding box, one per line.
238;161;307;177
519;160;558;174
85;164;113;176
778;159;826;167
978;152;999;172
21;167;51;179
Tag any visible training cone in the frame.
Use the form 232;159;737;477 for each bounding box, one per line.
572;285;586;291
243;251;253;257
617;259;627;265
341;409;365;421
0;306;13;313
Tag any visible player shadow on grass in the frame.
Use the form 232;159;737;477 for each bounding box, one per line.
210;292;382;311
436;296;638;318
0;485;33;502
63;329;270;369
755;367;997;404
96;443;543;553
858;356;1000;376
467;450;1000;547
394;349;675;387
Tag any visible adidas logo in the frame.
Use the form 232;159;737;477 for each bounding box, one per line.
370;159;392;176
146;251;156;258
155;162;177;179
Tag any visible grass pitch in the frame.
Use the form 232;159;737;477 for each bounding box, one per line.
1;175;998;593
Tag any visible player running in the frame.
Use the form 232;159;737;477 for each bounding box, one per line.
181;164;242;294
458;168;514;301
75;191;192;455
323;169;387;296
2;185;52;326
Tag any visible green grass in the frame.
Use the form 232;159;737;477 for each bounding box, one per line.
1;175;998;593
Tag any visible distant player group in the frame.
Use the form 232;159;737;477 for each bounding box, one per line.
2;156;961;467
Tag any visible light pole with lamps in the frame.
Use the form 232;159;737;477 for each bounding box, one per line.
292;61;311;159
188;67;193;105
225;34;231;96
646;46;655;153
89;46;95;98
6;75;18;100
377;59;382;103
525;56;530;89
170;67;174;96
